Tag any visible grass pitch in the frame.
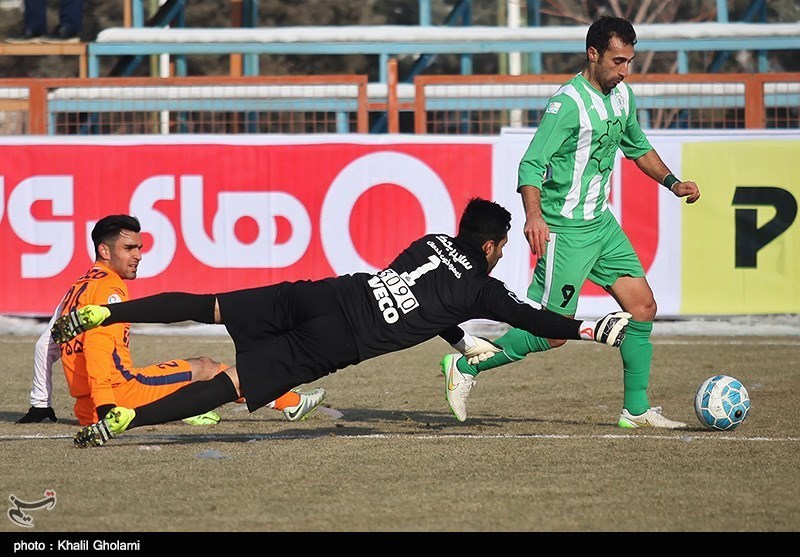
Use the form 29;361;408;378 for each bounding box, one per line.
1;332;798;532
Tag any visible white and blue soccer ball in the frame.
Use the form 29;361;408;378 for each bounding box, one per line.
694;375;751;431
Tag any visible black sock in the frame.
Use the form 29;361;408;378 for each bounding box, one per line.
128;373;238;428
105;292;217;325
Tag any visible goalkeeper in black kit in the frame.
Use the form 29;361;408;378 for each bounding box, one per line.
50;198;630;447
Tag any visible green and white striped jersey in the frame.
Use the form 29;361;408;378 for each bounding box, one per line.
517;73;653;228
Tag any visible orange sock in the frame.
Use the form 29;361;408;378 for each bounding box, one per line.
271;391;300;411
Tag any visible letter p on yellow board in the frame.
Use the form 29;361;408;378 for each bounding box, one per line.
682;140;800;314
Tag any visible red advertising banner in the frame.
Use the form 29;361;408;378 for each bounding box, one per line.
0;139;492;316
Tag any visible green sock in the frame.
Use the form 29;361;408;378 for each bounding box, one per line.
620;319;653;415
456;328;551;377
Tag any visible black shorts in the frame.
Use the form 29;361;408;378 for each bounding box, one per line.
217;280;359;411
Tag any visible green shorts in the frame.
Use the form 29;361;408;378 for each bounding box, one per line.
527;212;644;317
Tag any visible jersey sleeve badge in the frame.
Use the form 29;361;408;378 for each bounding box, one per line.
546;101;562;115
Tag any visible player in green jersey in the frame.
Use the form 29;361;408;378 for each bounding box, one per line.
441;15;701;428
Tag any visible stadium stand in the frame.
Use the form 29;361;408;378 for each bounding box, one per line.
0;2;797;135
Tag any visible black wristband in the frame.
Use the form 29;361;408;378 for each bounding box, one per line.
662;173;680;190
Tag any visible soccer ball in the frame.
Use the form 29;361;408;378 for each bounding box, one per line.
694;375;751;431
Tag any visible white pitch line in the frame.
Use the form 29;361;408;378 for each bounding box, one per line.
652;339;800;346
2;432;798;442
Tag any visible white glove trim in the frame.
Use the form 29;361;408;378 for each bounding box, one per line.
451;332;504;365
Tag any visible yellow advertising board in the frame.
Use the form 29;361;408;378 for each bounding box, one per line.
682;141;800;314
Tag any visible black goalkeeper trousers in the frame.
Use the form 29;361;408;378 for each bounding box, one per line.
103;281;359;412
216;280;359;411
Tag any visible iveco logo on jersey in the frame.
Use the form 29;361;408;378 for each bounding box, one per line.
367;268;420;324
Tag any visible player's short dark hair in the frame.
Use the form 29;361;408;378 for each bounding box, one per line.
586;16;637;57
91;214;141;257
457;198;511;246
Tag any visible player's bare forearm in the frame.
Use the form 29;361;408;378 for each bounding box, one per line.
634;150;701;204
633;149;671;183
520;185;549;257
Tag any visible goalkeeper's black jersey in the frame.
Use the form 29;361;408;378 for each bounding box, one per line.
324;233;580;362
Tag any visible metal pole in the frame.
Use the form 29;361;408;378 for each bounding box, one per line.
419;0;431;26
508;0;522;127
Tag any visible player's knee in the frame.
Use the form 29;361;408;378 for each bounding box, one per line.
645;298;657;321
630;297;657;321
190;356;223;381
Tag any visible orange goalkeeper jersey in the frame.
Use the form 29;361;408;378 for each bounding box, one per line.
57;262;132;410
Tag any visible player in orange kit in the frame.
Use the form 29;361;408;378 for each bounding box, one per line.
17;214;325;426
